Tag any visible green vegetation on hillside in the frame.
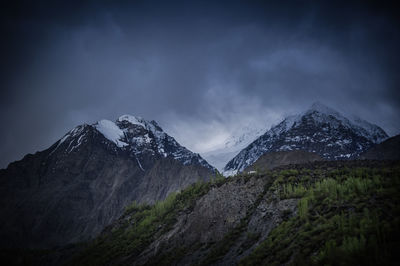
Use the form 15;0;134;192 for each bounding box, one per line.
69;173;228;266
240;166;400;265
69;162;400;266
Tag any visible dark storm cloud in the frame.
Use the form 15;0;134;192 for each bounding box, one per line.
1;0;399;167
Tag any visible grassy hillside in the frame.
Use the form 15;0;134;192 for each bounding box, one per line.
3;161;399;266
241;165;400;265
69;161;400;266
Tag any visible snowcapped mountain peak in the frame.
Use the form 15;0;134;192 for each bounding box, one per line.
59;124;88;145
117;114;164;136
274;102;386;144
223;102;389;175
279;114;301;132
95;120;129;148
307;101;340;116
51;115;214;171
117;114;147;128
269;102;344;136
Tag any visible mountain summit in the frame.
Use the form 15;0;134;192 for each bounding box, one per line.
54;115;214;171
224;102;388;175
0;115;215;248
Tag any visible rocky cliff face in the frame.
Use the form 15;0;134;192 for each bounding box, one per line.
0;115;215;249
224;102;388;175
70;169;297;266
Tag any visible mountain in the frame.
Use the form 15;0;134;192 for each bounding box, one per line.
359;134;400;160
244;150;323;173
201;125;266;171
0;115;215;249
224;102;388;175
65;160;400;266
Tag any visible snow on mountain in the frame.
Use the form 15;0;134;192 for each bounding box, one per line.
223;102;389;175
1;115;217;249
51;115;215;171
201;125;266;171
95;120;129;147
117;114;147;128
48;124;90;156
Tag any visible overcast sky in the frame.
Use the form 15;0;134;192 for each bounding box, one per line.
1;0;399;168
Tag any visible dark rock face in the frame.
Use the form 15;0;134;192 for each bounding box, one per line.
244;150;323;172
224;102;388;174
359;134;400;160
113;174;297;266
0;116;214;249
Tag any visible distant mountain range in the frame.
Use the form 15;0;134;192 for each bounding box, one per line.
223;102;388;175
0;103;398;253
201;124;266;171
0;115;215;248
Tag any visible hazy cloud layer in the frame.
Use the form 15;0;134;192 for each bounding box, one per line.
1;0;399;167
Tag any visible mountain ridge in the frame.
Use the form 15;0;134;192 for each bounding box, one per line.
223;102;388;175
0;115;215;249
49;115;214;171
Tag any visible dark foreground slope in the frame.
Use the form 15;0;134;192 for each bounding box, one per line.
244;150;323;173
360;134;400;160
2;161;398;265
45;160;400;266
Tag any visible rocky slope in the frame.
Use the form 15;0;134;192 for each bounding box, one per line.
0;115;215;249
224;102;388;175
244;150;323;173
359;134;400;160
65;160;400;266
